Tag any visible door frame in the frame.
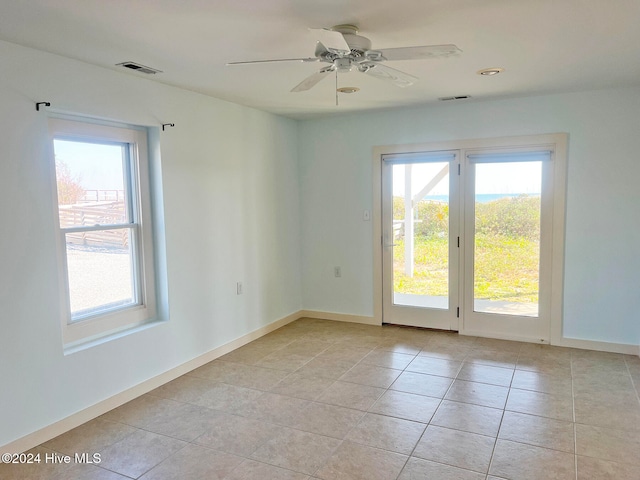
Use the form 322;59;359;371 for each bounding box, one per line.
373;133;567;344
381;151;461;331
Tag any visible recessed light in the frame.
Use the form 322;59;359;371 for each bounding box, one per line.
337;87;360;94
477;67;504;76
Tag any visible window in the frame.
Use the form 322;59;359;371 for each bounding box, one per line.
49;117;157;346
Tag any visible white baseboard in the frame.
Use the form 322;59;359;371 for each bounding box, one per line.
300;310;379;326
555;336;639;356
1;310;301;455
456;329;638;355
303;313;640;356
459;329;551;345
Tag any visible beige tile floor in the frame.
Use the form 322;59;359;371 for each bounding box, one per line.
3;318;640;480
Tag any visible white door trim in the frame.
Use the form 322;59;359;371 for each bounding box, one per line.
373;133;567;343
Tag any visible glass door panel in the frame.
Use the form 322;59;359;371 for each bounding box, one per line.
392;162;450;310
473;161;542;317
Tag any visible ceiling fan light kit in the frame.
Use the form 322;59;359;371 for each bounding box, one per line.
227;25;462;97
477;67;504;76
337;86;360;94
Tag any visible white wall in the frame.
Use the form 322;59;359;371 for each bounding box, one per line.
0;40;301;447
298;88;640;347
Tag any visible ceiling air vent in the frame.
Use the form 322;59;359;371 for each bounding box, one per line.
116;62;162;75
439;95;471;101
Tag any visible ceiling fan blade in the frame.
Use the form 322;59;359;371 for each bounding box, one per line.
315;41;330;58
227;57;319;66
359;61;418;88
309;28;351;56
368;44;462;62
291;66;335;92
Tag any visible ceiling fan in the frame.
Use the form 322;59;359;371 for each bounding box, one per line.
227;25;462;93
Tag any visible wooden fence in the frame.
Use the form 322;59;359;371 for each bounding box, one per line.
59;201;129;248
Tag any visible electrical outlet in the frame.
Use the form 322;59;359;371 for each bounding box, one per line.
334;266;341;278
236;282;243;295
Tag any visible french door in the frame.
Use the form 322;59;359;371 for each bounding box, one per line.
462;149;553;341
381;151;460;330
379;136;565;343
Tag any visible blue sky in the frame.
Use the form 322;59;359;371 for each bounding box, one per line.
54;139;125;191
393;160;542;197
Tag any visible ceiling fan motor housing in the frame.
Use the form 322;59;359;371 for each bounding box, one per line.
335;58;352;72
342;33;372;57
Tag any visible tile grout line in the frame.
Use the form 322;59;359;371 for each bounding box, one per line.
484;344;520;479
349;336;423;480
399;348;459;468
221;332;412;479
326;329;438;478
102;335;348;479
398;340;510;479
387;337;468;480
230;333;349;478
623;356;640;406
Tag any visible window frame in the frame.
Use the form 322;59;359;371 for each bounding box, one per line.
48;116;157;346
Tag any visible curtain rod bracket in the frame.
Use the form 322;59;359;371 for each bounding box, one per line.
162;123;175;131
36;102;51;111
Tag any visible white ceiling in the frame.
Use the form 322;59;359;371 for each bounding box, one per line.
1;0;639;119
